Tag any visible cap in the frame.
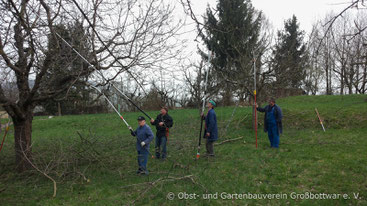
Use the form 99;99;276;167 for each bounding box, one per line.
209;100;216;107
137;116;145;121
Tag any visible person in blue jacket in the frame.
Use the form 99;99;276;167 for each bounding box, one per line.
202;100;218;156
256;97;283;148
129;116;154;175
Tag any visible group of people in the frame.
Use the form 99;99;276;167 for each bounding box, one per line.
129;98;282;175
128;106;174;175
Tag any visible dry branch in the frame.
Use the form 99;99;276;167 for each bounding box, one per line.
215;136;243;145
20;141;57;198
128;175;196;205
223;102;240;135
122;175;194;189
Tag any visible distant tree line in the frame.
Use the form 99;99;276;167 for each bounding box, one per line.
0;0;366;173
181;0;367;108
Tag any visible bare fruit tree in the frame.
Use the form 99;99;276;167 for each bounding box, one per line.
309;10;367;95
319;0;366;46
0;0;183;172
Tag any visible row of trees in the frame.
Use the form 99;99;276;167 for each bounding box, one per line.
181;0;308;107
181;0;366;107
0;0;366;172
3;0;364;117
307;11;367;95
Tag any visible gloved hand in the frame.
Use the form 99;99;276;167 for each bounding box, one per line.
129;127;136;136
201;113;205;120
141;141;146;147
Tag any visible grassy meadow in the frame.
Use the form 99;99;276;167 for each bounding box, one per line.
0;95;367;205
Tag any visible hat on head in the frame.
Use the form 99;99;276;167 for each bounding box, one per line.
137;116;145;121
209;100;216;107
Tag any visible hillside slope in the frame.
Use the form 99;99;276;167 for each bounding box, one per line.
0;95;366;205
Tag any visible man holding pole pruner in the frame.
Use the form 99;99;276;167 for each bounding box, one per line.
129;116;154;175
256;98;283;148
150;106;173;160
201;100;218;157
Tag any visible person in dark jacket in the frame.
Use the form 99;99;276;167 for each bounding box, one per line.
202;100;218;156
150;106;173;159
256;98;283;148
129;116;154;175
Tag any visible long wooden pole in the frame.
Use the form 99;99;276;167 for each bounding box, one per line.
254;55;258;148
315;108;326;132
196;51;211;159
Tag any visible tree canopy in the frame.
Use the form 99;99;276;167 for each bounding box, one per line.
272;15;308;89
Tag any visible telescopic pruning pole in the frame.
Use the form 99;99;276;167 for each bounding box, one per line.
196;51;211;159
254;55;258;148
90;85;135;134
0;119;11;153
29;5;151;121
91;85;154;159
70;0;152;119
54;32;152;120
70;0;146;95
111;85;152;120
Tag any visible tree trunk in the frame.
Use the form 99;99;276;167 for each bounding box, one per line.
222;83;233;106
326;60;330;95
340;64;345;95
58;102;62;116
13;112;33;172
364;54;367;94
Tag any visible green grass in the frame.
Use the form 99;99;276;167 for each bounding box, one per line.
0;94;366;205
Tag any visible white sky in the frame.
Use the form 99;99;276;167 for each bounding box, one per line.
185;0;350;34
176;0;354;63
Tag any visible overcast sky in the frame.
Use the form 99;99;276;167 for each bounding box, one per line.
176;0;353;62
187;0;348;34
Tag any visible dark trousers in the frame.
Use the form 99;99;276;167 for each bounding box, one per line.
206;139;214;156
267;124;279;148
155;135;167;159
137;149;149;171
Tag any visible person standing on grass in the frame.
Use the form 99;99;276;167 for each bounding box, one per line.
256;97;283;148
202;100;218;156
129;116;154;175
150;106;173;160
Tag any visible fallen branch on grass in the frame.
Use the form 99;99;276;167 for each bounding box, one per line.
128;175;196;205
173;162;190;170
122;175;195;189
76;131;101;155
20;141;57;198
223;102;240;135
215;136;243;145
235;114;249;128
